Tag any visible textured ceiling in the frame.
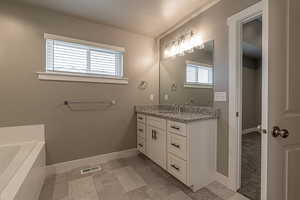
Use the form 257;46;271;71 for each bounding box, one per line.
11;0;219;37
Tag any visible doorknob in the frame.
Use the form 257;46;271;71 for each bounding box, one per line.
272;126;289;138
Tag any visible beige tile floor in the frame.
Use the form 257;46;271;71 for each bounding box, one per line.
39;154;248;200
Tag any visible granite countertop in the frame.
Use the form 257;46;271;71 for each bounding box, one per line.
135;105;219;123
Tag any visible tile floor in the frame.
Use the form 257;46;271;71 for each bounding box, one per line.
238;132;261;200
39;154;248;200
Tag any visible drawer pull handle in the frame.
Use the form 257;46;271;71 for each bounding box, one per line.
138;143;143;147
138;117;143;120
152;130;157;140
171;143;180;149
138;129;143;132
171;126;180;130
171;164;180;171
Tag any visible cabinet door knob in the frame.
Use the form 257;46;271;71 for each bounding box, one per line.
153;130;157;140
151;130;157;140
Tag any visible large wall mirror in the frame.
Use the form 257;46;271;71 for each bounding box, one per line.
159;40;214;106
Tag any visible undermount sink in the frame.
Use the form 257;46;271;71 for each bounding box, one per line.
158;110;177;114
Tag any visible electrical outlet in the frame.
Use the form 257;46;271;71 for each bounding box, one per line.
164;94;169;101
150;94;154;101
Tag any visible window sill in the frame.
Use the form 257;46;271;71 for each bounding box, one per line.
37;72;129;85
184;83;213;89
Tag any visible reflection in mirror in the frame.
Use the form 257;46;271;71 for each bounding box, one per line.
159;40;214;106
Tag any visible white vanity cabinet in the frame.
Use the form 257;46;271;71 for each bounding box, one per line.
146;116;167;169
136;114;146;154
136;113;217;192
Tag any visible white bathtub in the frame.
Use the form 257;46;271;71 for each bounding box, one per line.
0;125;45;200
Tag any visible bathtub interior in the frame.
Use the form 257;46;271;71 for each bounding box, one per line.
0;146;20;176
0;142;37;193
0;125;45;200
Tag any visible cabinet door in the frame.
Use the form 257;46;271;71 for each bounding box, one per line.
147;126;166;169
146;126;152;158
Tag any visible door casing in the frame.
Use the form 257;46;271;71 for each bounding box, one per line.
227;1;269;200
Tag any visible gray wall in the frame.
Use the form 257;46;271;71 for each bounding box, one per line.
242;56;262;130
243;19;262;49
160;0;261;176
0;1;158;165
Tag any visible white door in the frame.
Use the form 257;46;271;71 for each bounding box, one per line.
268;0;300;199
147;126;166;169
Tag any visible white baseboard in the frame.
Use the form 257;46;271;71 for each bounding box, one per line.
46;148;138;177
215;172;233;190
242;127;258;135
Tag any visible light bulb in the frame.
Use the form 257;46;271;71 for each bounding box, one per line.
170;43;177;57
177;39;184;56
192;34;204;48
164;32;203;58
164;48;170;58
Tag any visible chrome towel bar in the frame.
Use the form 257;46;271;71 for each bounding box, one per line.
64;100;117;111
64;100;116;106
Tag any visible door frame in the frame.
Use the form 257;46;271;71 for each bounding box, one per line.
227;1;269;200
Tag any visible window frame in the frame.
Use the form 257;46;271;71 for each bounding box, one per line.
38;33;128;84
184;60;214;88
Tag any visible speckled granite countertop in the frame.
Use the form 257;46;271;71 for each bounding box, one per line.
135;105;219;123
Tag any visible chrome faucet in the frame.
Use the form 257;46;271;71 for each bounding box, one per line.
172;104;184;113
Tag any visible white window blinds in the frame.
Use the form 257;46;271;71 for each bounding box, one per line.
186;62;213;85
46;38;123;77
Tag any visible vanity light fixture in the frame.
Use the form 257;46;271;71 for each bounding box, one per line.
164;31;204;58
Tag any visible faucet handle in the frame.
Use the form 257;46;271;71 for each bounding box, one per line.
179;105;184;113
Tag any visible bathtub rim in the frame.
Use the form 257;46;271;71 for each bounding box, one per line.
0;141;45;200
0;141;38;193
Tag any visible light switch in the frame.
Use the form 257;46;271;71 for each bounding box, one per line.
214;92;227;102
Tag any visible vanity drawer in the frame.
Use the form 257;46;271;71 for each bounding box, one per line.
167;153;187;184
137;137;146;154
147;116;166;130
137;123;146;138
167;121;187;136
167;133;187;160
137;114;146;124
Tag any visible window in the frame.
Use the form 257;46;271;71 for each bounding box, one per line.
38;34;128;84
185;61;213;88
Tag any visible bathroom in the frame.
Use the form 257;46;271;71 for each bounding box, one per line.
1;0;299;200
